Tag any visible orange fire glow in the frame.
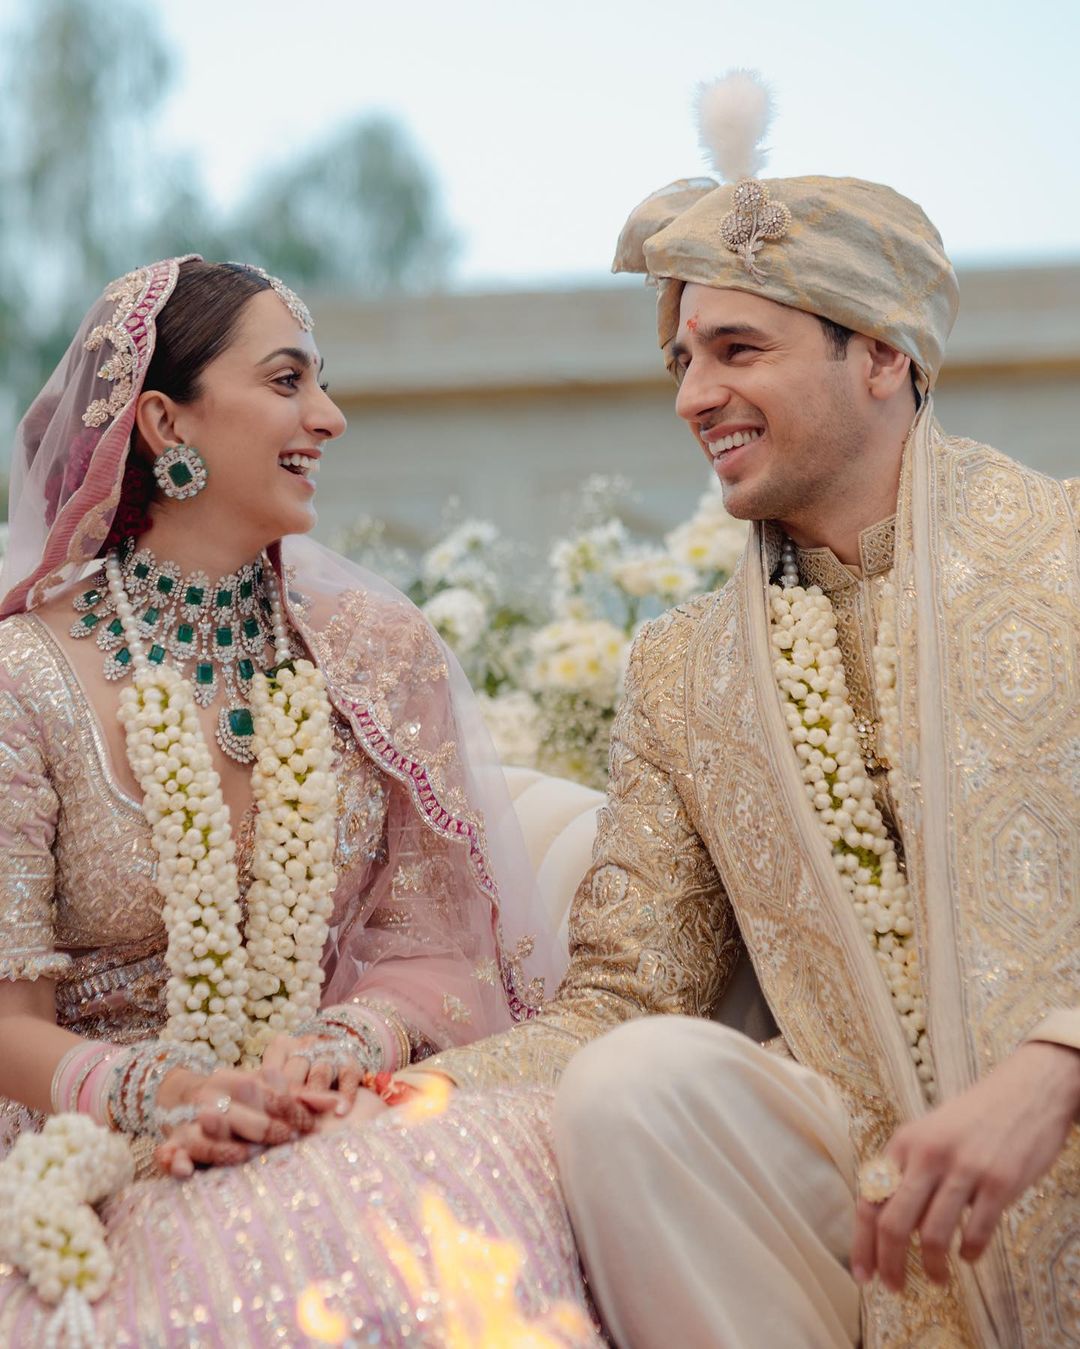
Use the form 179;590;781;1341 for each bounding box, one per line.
296;1282;349;1345
397;1072;455;1125
380;1189;594;1347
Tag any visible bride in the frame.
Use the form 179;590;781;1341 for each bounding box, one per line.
0;257;602;1345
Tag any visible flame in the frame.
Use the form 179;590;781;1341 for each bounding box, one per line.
296;1283;349;1345
380;1189;594;1347
397;1072;455;1125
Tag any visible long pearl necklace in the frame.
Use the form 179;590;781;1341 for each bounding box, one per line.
773;538;934;1097
71;542;282;764
105;549;338;1065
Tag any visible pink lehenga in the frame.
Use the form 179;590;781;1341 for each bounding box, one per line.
0;258;603;1345
0;1088;603;1346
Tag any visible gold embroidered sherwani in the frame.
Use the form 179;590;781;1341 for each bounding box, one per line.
427;425;1080;1348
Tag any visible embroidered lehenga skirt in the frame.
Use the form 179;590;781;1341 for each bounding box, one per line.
0;1088;605;1347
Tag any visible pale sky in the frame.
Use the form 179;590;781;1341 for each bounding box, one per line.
6;0;1080;287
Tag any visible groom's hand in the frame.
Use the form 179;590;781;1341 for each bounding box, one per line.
852;1040;1080;1292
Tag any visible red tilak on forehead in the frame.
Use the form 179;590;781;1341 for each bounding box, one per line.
686;316;699;332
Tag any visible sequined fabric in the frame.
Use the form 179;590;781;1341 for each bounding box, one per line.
0;1090;604;1347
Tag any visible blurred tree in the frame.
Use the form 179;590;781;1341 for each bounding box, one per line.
0;0;455;457
0;0;172;426
235;116;456;294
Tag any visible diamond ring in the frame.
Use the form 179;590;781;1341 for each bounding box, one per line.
858;1154;902;1205
214;1094;232;1115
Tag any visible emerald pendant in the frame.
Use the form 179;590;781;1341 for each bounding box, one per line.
216;705;256;763
229;707;254;737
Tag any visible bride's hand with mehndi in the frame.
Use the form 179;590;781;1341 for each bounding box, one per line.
153;1064;321;1178
261;1031;367;1105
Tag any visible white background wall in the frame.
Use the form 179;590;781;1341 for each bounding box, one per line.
309;264;1080;552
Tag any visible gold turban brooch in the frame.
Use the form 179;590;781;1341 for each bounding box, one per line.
613;73;960;394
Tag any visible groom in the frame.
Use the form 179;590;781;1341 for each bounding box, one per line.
416;109;1080;1346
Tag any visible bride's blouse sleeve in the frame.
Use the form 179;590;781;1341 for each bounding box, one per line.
0;633;70;984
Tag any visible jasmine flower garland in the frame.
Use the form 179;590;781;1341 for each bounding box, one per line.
0;1114;133;1347
242;659;338;1061
770;546;934;1097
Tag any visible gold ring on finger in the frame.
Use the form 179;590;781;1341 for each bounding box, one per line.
858;1154;902;1205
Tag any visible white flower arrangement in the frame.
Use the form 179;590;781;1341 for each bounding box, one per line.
529;619;629;702
422;519;500;596
0;1114;133;1344
611;550;701;602
770;565;933;1096
475;690;543;768
665;477;749;579
422;587;489;655
344;476;746;789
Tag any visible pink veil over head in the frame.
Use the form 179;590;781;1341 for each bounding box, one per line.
0;257;561;1044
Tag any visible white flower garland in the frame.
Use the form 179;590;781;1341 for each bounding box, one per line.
770;550;934;1096
0;1115;133;1347
107;551;337;1066
243;660;338;1061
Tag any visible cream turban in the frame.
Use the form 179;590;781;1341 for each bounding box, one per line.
613;170;960;392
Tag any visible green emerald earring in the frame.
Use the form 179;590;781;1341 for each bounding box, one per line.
153;444;208;500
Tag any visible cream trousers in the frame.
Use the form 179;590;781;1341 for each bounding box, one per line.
553;1017;861;1349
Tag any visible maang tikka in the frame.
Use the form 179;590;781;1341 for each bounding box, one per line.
154;443;208;500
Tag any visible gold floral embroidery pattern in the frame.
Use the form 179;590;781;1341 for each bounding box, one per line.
889;431;1079;1346
81;268;151;429
442;994;472;1024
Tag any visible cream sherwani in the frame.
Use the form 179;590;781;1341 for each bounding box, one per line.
425;418;1080;1348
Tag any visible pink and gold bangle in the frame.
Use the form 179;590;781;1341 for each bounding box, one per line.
49;1041;115;1116
79;1053;121;1126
